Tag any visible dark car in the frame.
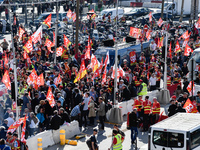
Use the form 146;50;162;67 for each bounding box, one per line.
0;20;10;33
124;7;151;20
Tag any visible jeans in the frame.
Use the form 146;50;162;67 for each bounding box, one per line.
130;126;138;142
99;116;104;130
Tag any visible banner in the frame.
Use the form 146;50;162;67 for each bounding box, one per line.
31;25;42;44
129;51;136;66
23;38;33;53
46;86;55;107
43;14;51;28
129;27;141;39
183;98;198;113
21;116;27;143
7;117;27;133
27;68;38;86
19;27;25;40
2;70;11;90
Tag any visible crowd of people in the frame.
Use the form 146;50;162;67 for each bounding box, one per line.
1;1;200;149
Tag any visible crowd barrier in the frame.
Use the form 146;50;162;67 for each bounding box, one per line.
26;121;80;149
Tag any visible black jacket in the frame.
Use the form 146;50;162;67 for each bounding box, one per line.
129;112;138;127
176;106;186;113
60;111;71;125
168;104;177;117
50;115;61;130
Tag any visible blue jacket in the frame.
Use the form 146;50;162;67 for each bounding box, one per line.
36;113;45;123
0;145;11;150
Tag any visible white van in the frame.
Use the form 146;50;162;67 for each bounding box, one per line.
98;8;124;20
148;113;200;150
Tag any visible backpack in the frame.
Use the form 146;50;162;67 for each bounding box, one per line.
86;137;92;148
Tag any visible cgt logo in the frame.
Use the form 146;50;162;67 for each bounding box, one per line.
185;104;194;113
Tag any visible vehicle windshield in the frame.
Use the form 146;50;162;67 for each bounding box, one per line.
37;14;48;20
159;3;170;9
190;51;200;63
100;11;108;16
130;8;138;12
153;130;184;148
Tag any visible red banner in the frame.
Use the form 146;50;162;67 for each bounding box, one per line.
183;98;198;113
21;116;27;144
7;117;27;133
129;51;136;66
129;27;141;38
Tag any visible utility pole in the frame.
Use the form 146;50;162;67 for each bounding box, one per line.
180;0;184;22
9;5;19;137
25;0;27;26
54;1;59;64
75;0;80;55
161;0;164;19
32;2;34;26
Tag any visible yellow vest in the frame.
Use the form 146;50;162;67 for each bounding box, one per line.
113;134;122;150
138;82;147;96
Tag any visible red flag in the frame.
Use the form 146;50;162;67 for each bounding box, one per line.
187;81;195;95
13;16;16;25
55;74;62;86
74;61;87;83
31;26;42;44
72;13;76;22
21;116;27;144
19;27;25;41
45;38;54;52
101;52;110;84
183;38;189;47
4;53;8;65
148;12;152;22
92;57;103;80
179;30;189;40
2;70;11;90
53;31;55;46
67;9;72;19
46;86;55;107
43;14;51;28
36;73;44;88
27;68;38;86
7;116;27;133
23;38;33;53
146;30;151;41
63;34;71;48
23;50;28;59
184;44;193;56
85;38;91;59
56;46;64;57
183;98;198;113
169;41;172;59
175;41;181;53
129;27;141;38
129;51;137;66
157;18;163;27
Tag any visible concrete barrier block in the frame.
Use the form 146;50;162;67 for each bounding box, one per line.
27;130;55;150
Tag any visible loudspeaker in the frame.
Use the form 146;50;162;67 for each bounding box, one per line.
126;36;136;43
103;39;114;47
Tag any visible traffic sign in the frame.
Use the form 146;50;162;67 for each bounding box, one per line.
143;24;148;32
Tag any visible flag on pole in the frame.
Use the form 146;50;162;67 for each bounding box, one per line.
169;41;172;59
4;53;8;65
85;38;91;59
183;98;198;113
2;70;11;90
74;61;87;83
175;41;181;53
21;116;27;144
19;27;25;41
148;12;152;22
36;73;44;88
187;81;195;95
23;38;33;53
46;86;55;107
63;34;71;48
195;17;200;29
55;74;62;86
129;51;136;66
31;25;42;44
56;46;64;57
72;13;76;22
184;44;193;56
43;14;51;28
67;9;72;19
45;38;54;52
157;18;164;27
7;116;27;133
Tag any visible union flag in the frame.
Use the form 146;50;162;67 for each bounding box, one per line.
157;18;163;27
175;41;181;53
183;98;198;113
74;61;87;83
184;44;193;56
43;14;51;28
23;38;33;53
46;86;55;107
2;70;11;90
56;46;64;57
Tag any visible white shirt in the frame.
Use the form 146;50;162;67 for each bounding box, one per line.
83;97;90;111
149;76;157;86
150;43;157;51
6;117;14;127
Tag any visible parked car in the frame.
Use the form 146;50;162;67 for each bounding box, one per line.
138;12;172;21
124;7;151;20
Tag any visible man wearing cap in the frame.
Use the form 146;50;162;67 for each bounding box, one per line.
121;84;131;101
129;108;138;145
168;99;177;117
177;92;188;106
87;129;98;150
137;80;147;97
108;129;124;150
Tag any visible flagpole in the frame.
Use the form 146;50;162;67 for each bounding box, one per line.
164;32;168;90
114;0;118;105
9;5;20;136
54;1;59;64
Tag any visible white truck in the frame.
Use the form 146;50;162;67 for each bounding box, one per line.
150;0;200;16
148;113;200;150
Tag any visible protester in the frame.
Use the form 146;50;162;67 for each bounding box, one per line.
50;110;61;130
129;108;138;145
97;97;105;130
0;138;11;150
108;129;124;150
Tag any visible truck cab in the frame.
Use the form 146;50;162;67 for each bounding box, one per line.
148;113;200;150
150;2;177;16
